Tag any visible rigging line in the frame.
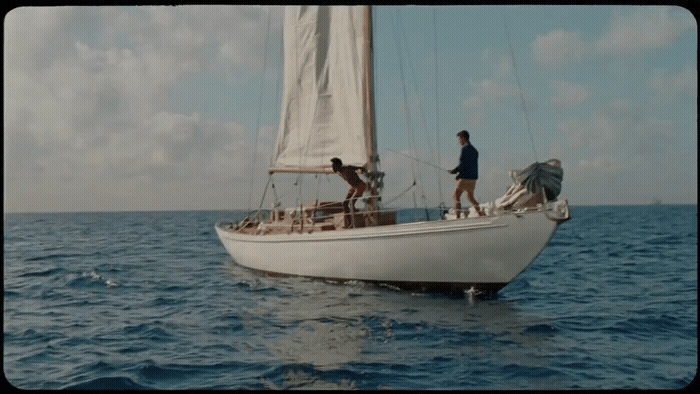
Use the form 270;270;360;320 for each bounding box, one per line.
433;8;444;205
413;188;419;210
271;10;284;170
395;10;430;218
287;10;303;174
256;175;274;218
242;174;273;226
391;12;420;213
271;176;279;206
503;14;539;163
391;12;417;184
399;12;437;172
247;8;273;213
400;10;436;219
385;149;450;172
383;180;416;206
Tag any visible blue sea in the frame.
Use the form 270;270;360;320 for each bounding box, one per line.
3;205;697;390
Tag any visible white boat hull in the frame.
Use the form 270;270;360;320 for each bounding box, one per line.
215;201;570;294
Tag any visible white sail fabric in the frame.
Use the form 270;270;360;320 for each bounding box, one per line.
270;6;373;174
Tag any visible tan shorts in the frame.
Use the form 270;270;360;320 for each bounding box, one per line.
454;179;476;194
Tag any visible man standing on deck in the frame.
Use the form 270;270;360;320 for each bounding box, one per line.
449;130;484;218
331;157;368;228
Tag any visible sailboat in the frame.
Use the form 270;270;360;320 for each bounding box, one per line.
215;6;570;295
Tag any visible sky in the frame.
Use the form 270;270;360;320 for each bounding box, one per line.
4;5;697;213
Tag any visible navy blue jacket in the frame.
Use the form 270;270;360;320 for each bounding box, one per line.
453;143;478;180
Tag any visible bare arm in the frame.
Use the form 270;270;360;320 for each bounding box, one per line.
347;165;367;173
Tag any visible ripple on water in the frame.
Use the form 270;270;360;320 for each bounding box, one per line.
62;376;152;390
3;208;696;390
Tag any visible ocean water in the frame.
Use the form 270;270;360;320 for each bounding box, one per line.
3;206;697;390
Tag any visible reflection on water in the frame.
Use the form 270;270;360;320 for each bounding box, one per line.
262;369;357;390
225;259;565;388
274;320;369;370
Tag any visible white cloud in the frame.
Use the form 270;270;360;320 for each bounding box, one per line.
4;6;279;212
493;53;514;80
532;7;695;69
462;78;519;128
559;97;683;173
577;157;622;172
650;65;698;99
596;6;695;55
4;7;77;72
559;100;636;154
474;78;520;101
462;95;486;126
532;30;587;67
4;6;697;210
550;79;590;108
462;49;523;127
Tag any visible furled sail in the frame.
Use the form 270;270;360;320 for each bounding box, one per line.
514;159;564;201
269;6;375;174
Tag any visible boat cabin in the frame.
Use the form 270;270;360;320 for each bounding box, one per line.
237;201;396;235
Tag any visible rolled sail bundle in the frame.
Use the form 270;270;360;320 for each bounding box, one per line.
514;159;563;201
495;159;563;210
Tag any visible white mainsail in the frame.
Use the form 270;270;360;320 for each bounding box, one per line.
270;6;375;174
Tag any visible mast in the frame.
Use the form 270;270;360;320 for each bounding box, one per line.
364;6;384;211
364;6;377;174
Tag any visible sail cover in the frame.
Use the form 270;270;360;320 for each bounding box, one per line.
514;160;564;201
270;6;374;174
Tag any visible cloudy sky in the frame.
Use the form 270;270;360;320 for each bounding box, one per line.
4;5;697;213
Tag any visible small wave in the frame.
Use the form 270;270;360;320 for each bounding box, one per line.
261;365;358;390
65;272;117;289
150;297;184;306
501;363;565;380
139;364;194;380
378;283;402;292
24;253;94;262
522;324;558;335
208;323;245;334
72;271;118;288
645;235;683;245
161;285;190;292
233;280;253;289
4;290;22;298
83;360;117;373
17;267;64;277
105;279;118;287
458;330;483;341
122;323;173;340
62;376;151;390
605;315;686;337
21;328;37;337
548;240;574;247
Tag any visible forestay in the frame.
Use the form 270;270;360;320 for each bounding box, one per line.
270;6;375;174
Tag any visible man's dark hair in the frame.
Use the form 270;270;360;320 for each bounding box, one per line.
457;130;469;140
331;157;342;166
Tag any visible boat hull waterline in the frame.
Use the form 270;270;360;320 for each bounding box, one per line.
215;202;569;294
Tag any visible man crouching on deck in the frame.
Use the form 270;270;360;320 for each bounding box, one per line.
331;157;368;228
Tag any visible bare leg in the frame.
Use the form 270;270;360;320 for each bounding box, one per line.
346;183;366;227
453;188;463;219
466;189;484;216
342;189;354;228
